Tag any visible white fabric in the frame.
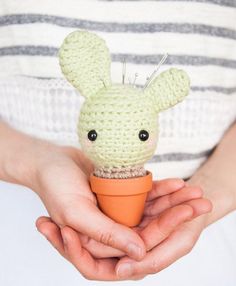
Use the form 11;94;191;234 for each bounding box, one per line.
0;181;236;286
0;76;236;179
1;0;235;27
0;0;236;179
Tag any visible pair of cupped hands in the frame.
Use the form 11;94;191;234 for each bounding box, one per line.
34;145;212;281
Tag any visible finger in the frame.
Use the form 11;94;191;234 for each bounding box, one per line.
147;179;185;201
61;226;121;281
75;149;94;177
137;216;154;229
60;146;94;176
66;197;146;261
36;217;125;259
184;198;213;218
36;216;52;227
37;218;145;280
36;216;65;256
140;205;193;251
79;234;125;258
141;197;212;229
116;220;200;278
61;228;146;281
144;186;203;216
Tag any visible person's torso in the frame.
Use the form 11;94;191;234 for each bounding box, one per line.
0;0;236;179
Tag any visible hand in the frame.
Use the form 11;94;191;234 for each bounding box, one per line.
115;217;208;278
115;181;212;278
36;177;211;280
33;144;148;263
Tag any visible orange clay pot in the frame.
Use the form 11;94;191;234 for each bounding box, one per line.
90;171;152;227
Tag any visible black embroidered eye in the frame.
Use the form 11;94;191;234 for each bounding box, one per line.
139;130;149;141
88;130;97;141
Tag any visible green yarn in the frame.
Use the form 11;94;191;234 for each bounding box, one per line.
59;30;111;99
78;84;159;169
145;68;190;113
59;30;190;172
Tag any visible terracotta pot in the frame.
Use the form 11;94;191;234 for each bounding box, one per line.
90;171;152;227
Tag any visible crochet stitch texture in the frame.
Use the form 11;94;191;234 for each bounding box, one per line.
59;30;190;178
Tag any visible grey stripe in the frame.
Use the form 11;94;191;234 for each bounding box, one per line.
136;82;236;94
0;46;57;56
101;0;236;8
1;46;236;69
0;14;236;40
191;86;236;94
148;148;214;163
112;53;236;69
20;75;236;95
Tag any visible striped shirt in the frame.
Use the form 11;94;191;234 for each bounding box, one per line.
0;0;236;179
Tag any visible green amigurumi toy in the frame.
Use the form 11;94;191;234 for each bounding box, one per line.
59;30;190;179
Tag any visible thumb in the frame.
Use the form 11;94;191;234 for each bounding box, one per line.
64;197;146;261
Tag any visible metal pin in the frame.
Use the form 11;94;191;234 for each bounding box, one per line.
143;53;168;90
133;73;138;86
100;77;106;88
122;58;126;84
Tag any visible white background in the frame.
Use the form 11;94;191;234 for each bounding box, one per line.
0;180;235;286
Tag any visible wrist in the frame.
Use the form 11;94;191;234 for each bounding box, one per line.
26;139;60;190
187;169;236;227
187;171;214;227
0;123;57;189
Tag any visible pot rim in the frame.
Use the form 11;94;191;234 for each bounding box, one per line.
90;171;152;196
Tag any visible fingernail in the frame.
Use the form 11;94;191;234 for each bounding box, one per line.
127;243;144;260
117;263;133;278
176;179;185;188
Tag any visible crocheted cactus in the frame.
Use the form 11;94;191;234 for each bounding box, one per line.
59;30;190;178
